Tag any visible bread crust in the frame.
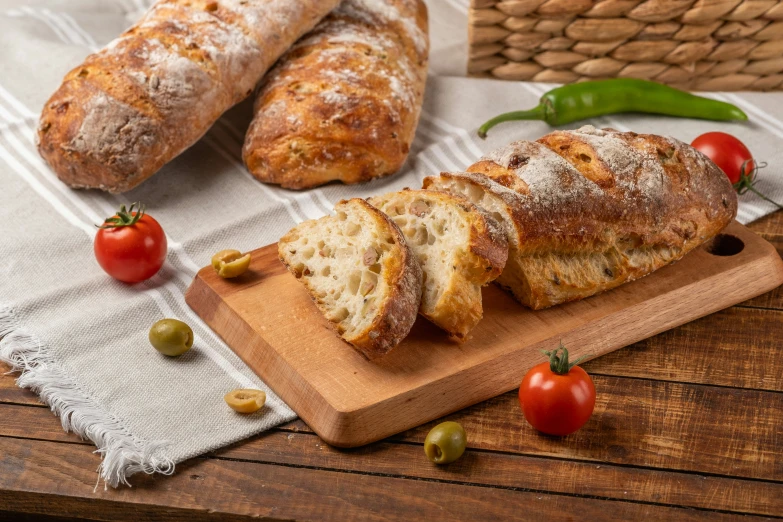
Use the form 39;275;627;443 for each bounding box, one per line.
368;189;508;340
426;126;738;309
37;0;340;193
243;0;429;189
278;198;422;360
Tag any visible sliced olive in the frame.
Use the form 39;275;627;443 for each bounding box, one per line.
424;421;467;464
149;318;193;357
224;389;266;413
211;249;251;278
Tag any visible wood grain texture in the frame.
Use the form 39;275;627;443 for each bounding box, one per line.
394;377;783;482
582;307;783;390
2;402;782;517
185;221;783;447
0;437;774;522
744;211;783;309
3;399;782;515
0;363;43;406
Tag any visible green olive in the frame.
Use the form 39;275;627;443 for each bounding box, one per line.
211;249;251;278
149;318;194;356
424;421;467;464
224;389;266;413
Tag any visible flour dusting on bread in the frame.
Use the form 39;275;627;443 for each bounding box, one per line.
432;126;738;309
243;0;428;189
38;0;340;193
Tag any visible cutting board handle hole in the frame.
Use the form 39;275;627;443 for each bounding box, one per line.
706;234;745;257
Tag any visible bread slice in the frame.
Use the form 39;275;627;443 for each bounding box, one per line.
368;190;507;340
278;198;422;359
422;173;532;305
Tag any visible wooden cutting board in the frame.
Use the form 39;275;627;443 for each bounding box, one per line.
186;221;783;447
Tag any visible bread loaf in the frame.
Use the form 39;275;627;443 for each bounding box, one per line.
278;199;422;359
369;190;507;340
243;0;429;189
37;0;340;193
424;126;738;309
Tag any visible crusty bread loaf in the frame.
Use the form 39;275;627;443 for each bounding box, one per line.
424;126;738;309
278;198;422;359
243;0;429;189
369;190;507;341
37;0;340;193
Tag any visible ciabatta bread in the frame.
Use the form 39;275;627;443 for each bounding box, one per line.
369;190;507;341
38;0;339;193
278;199;422;359
243;0;429;189
424;126;738;309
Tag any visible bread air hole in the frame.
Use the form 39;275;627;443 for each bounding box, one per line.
302;247;315;260
360;272;378;296
412;227;429;246
579;153;592;163
348;270;362;294
346;222;361;236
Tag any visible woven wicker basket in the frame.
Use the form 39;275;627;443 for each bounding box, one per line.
468;0;783;91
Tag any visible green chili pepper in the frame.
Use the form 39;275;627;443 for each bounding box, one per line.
477;78;748;139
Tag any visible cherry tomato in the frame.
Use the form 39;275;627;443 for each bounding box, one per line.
691;132;754;185
94;203;167;283
519;345;595;436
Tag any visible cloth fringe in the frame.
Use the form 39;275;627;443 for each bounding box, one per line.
0;305;174;488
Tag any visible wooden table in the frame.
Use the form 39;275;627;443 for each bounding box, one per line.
1;212;782;522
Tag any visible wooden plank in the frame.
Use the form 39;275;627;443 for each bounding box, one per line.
0;437;773;522
391;376;783;482
0;510;95;522
4;404;782;516
583;307;783;391
740;232;783;310
744;210;783;310
746;209;783;237
0;404;85;444
185;221;783;447
216;430;783;517
0;363;44;407
2;379;782;510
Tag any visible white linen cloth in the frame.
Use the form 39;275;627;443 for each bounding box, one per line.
1;0;781;486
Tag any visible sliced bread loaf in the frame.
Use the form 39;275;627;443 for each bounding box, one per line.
425;126;737;310
369;189;508;340
278;198;423;359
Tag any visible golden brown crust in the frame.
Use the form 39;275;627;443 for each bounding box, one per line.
243;0;429;189
343;199;423;359
37;0;340;193
427;126;738;309
368;189;508;340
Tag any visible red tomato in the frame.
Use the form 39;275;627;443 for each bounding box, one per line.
519;346;595;436
94;203;167;284
691;132;754;185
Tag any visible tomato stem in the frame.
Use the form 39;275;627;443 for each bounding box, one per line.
97;202;146;229
734;162;783;209
542;343;590;375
